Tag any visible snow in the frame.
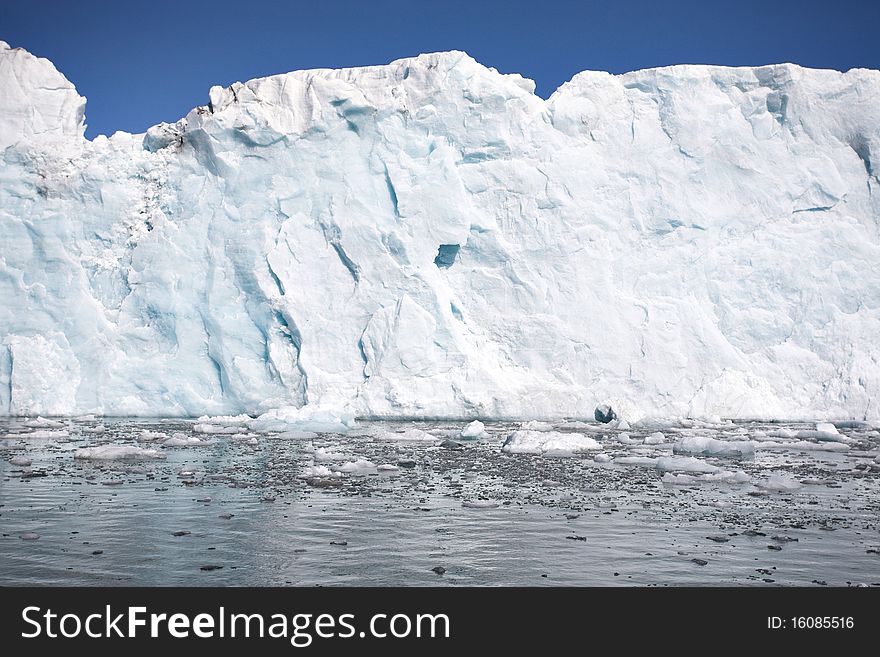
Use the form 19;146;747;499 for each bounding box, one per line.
460;420;487;439
1;42;880;422
501;430;601;456
74;445;165;460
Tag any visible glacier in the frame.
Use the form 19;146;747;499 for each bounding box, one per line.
1;40;879;421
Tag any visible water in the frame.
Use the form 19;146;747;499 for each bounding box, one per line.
1;417;878;586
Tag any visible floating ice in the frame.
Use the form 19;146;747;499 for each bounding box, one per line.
381;428;438;442
139;430;168;442
757;472;803;492
193;423;246;434
163;433;208;447
312;447;348;462
247;406;356;434
24;417;64;428
616;455;720;473
299;465;341;479
334;459;376;473
662;470;750;485
195;414;253;426
673;435;756;458
7;429;69;439
520;421;554;432
460;420;487;439
74;445;166;460
644;432;666;445
501;430;601;456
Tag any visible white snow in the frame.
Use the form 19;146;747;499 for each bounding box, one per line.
74;445;165;460
501;430;601;456
1;42;879;422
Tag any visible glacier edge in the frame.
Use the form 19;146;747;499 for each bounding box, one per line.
1;40;879;422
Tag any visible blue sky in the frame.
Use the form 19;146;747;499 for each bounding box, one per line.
2;0;878;138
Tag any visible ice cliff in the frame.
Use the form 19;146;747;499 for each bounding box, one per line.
1;40;879;421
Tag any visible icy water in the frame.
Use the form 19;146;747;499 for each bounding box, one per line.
1;417;878;586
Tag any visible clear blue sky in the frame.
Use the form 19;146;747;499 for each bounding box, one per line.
2;0;878;138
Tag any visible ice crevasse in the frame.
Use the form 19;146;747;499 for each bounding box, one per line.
1;40;879;422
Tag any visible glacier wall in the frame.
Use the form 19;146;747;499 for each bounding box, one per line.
1;40;879;421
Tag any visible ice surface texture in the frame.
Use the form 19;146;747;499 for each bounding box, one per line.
1;41;879;421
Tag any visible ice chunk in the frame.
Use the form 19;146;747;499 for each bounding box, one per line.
616;455;720;473
795;428;850;443
299;465;341;479
520;420;554;432
163;433;208;447
248;406;356;434
334;459;376;473
460;420;487;439
673;435;756;458
662;470;750;485
139;430;168;442
312;447;348;462
193;424;245;434
757;472;803;492
24;417;65;428
74;446;165;460
8;429;69;439
381;428;438;442
501;430;601;456
195;414;253;426
655;456;720;473
644;432;666;445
